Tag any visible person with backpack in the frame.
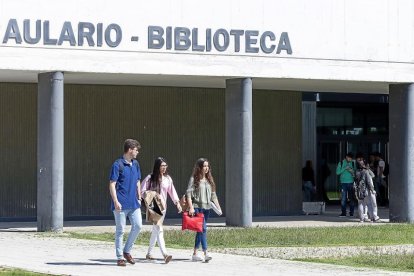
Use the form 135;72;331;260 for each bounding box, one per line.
109;139;143;266
354;158;380;223
336;152;356;217
355;153;368;221
141;157;182;264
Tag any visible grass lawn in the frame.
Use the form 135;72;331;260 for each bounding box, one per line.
296;254;414;272
55;225;414;272
65;224;414;248
0;267;51;275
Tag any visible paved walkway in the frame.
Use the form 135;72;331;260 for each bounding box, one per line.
0;206;409;276
0;232;410;276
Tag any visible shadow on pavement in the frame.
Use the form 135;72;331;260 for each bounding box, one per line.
0;229;37;233
47;261;114;266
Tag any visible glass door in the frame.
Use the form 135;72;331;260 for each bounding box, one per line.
318;141;341;201
318;139;387;202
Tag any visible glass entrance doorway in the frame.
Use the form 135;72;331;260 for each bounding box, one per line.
314;99;389;203
318;139;388;201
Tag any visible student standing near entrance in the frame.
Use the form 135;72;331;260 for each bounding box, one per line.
186;158;222;262
354;158;380;223
141;157;182;264
302;160;315;202
336;152;356;217
109;139;142;266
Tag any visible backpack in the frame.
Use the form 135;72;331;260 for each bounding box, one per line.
354;171;368;200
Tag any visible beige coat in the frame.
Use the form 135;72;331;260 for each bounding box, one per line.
143;190;165;224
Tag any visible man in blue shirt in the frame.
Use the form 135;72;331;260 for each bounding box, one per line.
109;139;142;266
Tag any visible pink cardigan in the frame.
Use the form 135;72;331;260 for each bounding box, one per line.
141;174;179;209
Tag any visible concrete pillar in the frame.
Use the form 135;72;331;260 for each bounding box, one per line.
225;78;252;227
389;84;414;222
302;101;317;168
37;72;64;232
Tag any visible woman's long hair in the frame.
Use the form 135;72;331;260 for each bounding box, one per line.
192;158;216;192
148;157;168;193
357;159;368;170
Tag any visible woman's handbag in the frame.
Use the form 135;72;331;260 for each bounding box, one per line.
182;211;204;232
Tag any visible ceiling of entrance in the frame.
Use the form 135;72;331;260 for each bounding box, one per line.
0;70;389;94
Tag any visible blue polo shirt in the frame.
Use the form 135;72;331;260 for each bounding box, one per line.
110;157;141;211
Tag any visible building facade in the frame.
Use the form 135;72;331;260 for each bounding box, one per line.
0;0;413;228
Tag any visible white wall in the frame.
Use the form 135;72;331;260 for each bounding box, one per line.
0;0;413;86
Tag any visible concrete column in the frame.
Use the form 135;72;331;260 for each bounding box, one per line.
37;72;64;232
389;84;414;222
225;78;252;227
302;101;318;200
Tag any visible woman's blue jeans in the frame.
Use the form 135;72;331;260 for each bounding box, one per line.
194;208;210;251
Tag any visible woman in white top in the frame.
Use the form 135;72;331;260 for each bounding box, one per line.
141;157;182;263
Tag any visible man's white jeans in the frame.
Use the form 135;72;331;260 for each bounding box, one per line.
148;212;167;256
113;208;142;260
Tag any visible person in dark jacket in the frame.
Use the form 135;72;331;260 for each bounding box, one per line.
302;160;315;202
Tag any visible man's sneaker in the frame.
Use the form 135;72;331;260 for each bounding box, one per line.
192;254;203;262
204;253;212;262
349;213;354;217
339;213;346;217
164;254;172;264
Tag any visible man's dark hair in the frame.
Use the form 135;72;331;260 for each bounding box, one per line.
345;152;354;158
123;139;141;153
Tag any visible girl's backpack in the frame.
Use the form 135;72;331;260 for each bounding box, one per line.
354;171;368;200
